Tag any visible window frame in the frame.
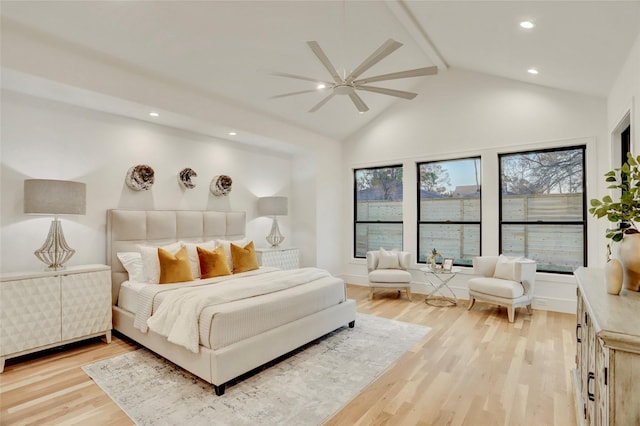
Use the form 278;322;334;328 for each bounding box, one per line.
498;145;587;273
353;164;404;259
416;156;482;266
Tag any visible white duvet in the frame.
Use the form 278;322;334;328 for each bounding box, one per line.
145;267;331;353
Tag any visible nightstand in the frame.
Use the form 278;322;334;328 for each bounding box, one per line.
255;247;300;270
0;264;112;372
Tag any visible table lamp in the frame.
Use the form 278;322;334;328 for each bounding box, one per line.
24;179;86;270
257;196;288;247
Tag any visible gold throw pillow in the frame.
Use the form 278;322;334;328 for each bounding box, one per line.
197;245;231;279
158;246;193;284
231;241;259;274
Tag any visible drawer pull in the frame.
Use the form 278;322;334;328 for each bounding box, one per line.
587;372;595;401
576;324;582;343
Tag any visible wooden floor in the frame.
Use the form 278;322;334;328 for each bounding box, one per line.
0;285;577;426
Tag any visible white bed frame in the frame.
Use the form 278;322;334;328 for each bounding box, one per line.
107;209;356;395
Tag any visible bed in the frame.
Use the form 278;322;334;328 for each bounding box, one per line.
107;209;356;395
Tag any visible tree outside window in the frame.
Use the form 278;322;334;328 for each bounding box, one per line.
417;158;481;265
499;146;586;273
354;165;403;257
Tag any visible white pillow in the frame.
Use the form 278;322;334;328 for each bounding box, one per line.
493;255;522;281
138;242;183;284
378;248;400;269
183;240;218;278
117;252;146;283
216;238;249;270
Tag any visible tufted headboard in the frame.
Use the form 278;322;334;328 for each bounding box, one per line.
106;209;246;304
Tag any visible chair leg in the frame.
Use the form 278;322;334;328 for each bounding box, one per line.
526;304;533;314
369;287;374;300
406;287;412;302
467;297;476;311
508;306;515;323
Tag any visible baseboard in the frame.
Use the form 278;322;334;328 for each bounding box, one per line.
340;273;576;314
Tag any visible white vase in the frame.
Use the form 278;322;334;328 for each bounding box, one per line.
605;258;623;295
618;232;640;292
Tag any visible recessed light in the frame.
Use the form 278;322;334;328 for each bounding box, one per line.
527;68;539;75
228;132;237;136
520;21;535;29
317;83;326;90
149;112;159;117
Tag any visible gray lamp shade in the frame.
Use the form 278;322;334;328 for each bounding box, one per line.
258;196;288;216
24;179;86;215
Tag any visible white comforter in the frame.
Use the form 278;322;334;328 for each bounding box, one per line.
145;267;331;353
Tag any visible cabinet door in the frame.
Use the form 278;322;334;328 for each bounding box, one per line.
595;338;609;426
61;270;111;341
585;310;597;426
0;277;61;356
610;350;640;426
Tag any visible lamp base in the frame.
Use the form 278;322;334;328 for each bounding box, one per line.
34;218;76;270
266;216;285;248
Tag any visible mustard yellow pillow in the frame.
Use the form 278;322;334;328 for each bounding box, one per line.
197;245;231;279
231;241;259;274
158;246;193;284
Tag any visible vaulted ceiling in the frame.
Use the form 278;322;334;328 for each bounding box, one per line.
2;1;639;141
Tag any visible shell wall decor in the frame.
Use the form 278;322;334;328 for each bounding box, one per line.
179;168;198;189
210;175;232;196
125;164;155;191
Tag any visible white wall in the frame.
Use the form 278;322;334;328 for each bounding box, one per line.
0;91;296;272
1;22;345;274
340;68;609;313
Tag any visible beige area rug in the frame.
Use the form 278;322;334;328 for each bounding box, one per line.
82;313;430;426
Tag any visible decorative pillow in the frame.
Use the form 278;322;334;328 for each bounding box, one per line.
231;241;259;274
183;241;218;278
378;247;400;269
158;246;193;284
216;238;249;270
197;246;231;279
493;255;521;281
138;241;183;284
117;252;146;283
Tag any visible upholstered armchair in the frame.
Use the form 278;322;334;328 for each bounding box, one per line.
467;255;537;322
366;249;412;301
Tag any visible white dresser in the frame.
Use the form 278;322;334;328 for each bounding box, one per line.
573;267;640;425
255;247;300;270
0;264;112;372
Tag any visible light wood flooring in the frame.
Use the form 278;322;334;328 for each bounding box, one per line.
0;285;577;426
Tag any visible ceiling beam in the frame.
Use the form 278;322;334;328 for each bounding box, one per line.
384;0;449;71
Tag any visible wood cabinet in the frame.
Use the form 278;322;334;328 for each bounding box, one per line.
255;247;300;270
573;267;640;425
0;265;112;372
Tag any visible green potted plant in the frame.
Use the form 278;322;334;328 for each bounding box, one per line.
589;152;640;291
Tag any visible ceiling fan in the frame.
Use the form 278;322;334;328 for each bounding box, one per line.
270;38;437;113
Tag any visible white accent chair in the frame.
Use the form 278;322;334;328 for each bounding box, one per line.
467;255;537;322
366;250;412;301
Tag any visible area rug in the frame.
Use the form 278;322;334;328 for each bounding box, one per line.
82;313;430;426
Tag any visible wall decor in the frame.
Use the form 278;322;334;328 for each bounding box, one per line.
125;164;155;191
210;175;233;196
178;168;198;189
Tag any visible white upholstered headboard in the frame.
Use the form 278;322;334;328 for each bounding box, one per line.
107;209;246;304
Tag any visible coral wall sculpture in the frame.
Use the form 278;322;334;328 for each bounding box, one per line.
125;164;155;191
210;175;232;196
179;168;198;189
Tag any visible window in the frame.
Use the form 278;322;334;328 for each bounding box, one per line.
354;165;403;258
417;158;481;266
499;146;586;273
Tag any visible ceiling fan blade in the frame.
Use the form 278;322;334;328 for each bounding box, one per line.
270;71;332;85
348;92;370;113
270;89;323;99
307;41;343;84
356;85;417;100
346;39;403;82
353;66;438;85
309;93;335;112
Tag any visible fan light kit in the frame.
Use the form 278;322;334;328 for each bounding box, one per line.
271;39;437;113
